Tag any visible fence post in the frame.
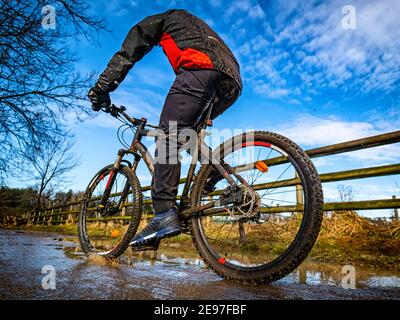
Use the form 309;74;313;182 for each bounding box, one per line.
393;195;399;221
294;172;303;220
206;196;213;226
65;205;71;225
33;211;38;224
57;207;61;225
67;204;75;225
121;202;127;226
27;212;32;225
295;172;303;205
298;266;307;284
48;209;53;226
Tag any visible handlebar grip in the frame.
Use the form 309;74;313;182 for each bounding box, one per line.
102;104;139;126
100;104;117;114
107;104;124;117
92;104;101;112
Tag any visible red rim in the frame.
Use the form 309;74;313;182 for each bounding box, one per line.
241;141;272;148
105;170;115;189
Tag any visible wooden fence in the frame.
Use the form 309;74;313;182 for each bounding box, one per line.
5;130;400;226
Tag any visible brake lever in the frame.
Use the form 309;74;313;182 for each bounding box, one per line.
110;104;126;117
100;105;111;113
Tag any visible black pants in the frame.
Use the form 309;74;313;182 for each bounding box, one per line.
151;68;224;213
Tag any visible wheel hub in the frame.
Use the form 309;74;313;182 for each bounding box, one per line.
219;185;261;220
235;185;261;219
98;201;119;217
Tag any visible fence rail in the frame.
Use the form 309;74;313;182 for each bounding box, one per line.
4;130;400;226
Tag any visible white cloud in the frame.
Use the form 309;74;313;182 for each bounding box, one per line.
224;0;249;19
248;3;265;19
206;0;222;8
251;80;290;98
277;114;375;146
224;0;265;20
113;88;164;120
312;157;333;169
84;112;122;129
236;0;400;100
321;184;341;202
321;180;399;218
274;113;400;164
133;66;172;89
78;88;164;129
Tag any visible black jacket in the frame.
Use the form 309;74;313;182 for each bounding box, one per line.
96;9;242;119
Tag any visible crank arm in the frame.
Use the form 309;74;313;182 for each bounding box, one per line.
180;201;217;219
180;200;231;220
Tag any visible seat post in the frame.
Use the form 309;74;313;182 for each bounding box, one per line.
194;96;216;133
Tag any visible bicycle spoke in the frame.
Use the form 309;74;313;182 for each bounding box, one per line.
260;197;298;205
267;189;297;196
198;137;310;268
259;163;293;198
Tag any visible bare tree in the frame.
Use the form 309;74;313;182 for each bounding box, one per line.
0;0;107;184
24;136;80;209
337;184;354;202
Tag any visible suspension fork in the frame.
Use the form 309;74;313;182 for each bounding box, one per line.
98;151;124;211
100;117;148;212
114;153;142;211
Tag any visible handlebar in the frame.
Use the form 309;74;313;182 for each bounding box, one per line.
100;104;126;117
100;104;159;129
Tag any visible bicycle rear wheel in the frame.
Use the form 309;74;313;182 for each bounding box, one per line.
78;164;142;258
191;131;323;284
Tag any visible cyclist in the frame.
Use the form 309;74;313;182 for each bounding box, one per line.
88;9;242;250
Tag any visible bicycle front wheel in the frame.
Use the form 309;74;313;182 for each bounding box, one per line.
78;164;142;258
191;131;323;284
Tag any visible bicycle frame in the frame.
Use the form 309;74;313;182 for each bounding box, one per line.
98;104;250;221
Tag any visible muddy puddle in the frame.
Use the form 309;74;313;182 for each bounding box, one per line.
61;234;400;290
0;229;399;299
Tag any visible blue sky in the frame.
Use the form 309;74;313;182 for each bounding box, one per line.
20;0;400;217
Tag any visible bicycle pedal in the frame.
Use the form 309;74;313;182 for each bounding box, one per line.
131;239;160;252
131;245;159;252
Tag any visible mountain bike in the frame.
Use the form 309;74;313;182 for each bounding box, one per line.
78;103;323;284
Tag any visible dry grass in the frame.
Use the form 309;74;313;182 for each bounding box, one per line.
318;211;400;255
312;211;400;270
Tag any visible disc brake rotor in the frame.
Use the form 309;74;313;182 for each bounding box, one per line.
225;185;261;220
